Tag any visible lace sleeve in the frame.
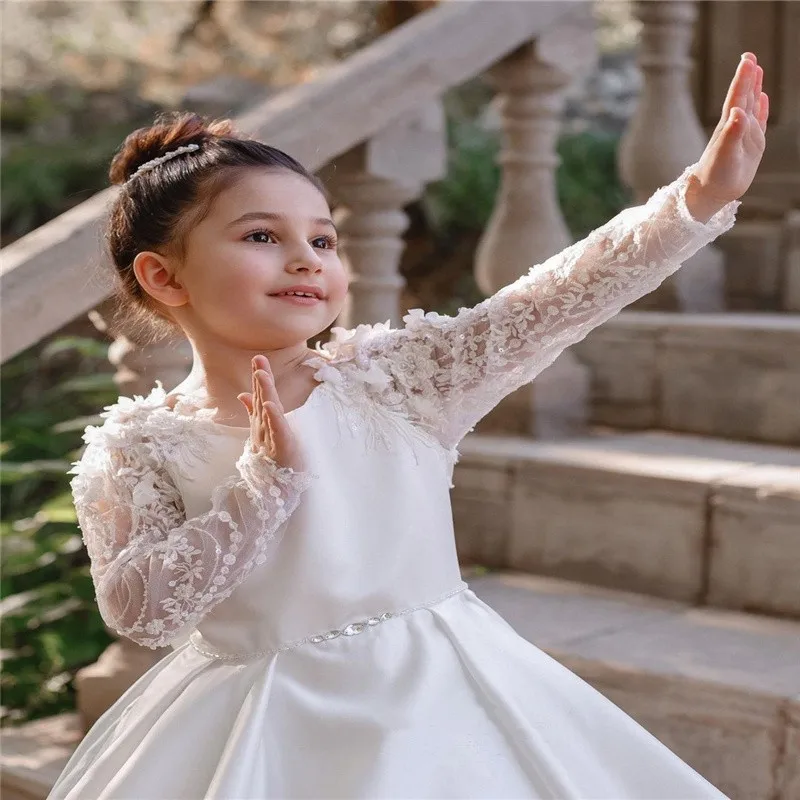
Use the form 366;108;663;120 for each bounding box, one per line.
69;424;313;649
342;164;739;448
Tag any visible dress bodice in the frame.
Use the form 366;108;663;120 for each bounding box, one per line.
173;380;464;657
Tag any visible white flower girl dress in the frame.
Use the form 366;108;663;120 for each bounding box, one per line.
49;167;736;799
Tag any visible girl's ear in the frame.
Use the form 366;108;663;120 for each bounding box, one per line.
133;251;189;308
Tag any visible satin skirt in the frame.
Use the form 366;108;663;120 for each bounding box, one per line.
49;589;727;799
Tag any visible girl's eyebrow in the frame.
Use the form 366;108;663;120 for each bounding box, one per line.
226;211;337;233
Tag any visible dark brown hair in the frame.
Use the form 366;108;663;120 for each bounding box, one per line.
105;111;324;341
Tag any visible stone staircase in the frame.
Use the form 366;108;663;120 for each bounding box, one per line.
573;311;800;445
453;310;800;799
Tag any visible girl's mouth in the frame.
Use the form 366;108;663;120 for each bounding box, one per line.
269;294;323;306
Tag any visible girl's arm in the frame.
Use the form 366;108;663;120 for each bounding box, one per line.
339;53;768;449
355;168;737;447
70;427;313;650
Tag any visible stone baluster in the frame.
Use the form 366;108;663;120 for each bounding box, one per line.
783;210;800;312
696;1;800;310
321;101;447;328
474;10;596;438
73;302;192;733
618;0;724;312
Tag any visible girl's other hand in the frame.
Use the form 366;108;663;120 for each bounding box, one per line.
237;356;304;471
687;52;769;222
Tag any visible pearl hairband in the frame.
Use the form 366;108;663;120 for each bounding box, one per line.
126;143;201;182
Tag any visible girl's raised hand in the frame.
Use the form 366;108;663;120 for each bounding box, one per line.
688;52;769;221
237;356;304;471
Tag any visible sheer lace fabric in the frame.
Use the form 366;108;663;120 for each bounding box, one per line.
69;402;314;649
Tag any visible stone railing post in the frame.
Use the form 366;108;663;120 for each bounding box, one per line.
322;101;447;328
73;303;191;733
693;1;799;310
619;0;724;312
474;9;596;437
783;210;800;312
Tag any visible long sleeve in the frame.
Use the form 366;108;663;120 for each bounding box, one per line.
69;421;313;649
328;164;739;449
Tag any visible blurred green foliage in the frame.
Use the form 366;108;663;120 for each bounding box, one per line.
1;126;131;243
1;85;158;244
1;338;118;726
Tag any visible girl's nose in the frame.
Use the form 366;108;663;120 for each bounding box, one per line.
287;258;322;274
286;244;323;274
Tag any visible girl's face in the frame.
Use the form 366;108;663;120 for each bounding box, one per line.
170;169;348;351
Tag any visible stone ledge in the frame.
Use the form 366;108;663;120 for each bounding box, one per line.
777;696;800;798
454;432;800;613
572;311;800;446
709;464;800;617
470;572;800;800
0;712;82;800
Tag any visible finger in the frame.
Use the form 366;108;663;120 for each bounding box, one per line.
237;392;253;414
709;59;748;149
745;63;760;115
720;56;752;124
255;370;268;447
756;92;769;132
743;58;756;115
264;400;279;461
753;65;763;105
254;364;262;409
255;356;279;408
249;368;259;451
265;402;294;464
259;368;285;414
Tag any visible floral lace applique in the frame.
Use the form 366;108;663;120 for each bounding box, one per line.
304;349;458;473
70;387;314;649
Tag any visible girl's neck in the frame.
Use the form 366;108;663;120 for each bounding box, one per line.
171;340;317;413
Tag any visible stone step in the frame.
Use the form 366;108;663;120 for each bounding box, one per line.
468;571;800;800
453;431;800;616
0;712;82;800
571;311;800;446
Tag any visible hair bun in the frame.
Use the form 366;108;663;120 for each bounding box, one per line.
109;111;238;185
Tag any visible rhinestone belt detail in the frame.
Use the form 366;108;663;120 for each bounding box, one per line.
189;583;468;662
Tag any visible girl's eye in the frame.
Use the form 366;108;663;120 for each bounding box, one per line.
312;235;337;250
244;230;336;249
245;230;275;244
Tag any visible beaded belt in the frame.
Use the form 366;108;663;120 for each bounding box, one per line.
189;583;468;662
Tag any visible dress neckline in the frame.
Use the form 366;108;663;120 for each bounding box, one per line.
163;352;330;433
205;380;328;434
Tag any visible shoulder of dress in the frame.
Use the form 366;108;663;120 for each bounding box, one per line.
75;381;216;460
312;320;397;363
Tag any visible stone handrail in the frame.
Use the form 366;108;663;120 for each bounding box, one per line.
0;0;581;363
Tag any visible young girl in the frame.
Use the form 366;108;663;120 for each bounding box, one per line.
50;53;767;799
